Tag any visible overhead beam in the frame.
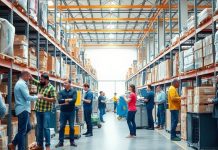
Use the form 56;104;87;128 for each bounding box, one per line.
48;4;211;10
60;17;178;22
69;28;178;33
81;44;139;47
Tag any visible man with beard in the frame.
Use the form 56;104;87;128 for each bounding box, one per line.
30;73;57;150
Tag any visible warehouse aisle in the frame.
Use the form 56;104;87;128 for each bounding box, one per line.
51;113;183;150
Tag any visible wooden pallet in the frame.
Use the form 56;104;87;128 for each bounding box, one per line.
198;16;212;27
0;53;13;60
14;56;27;67
13;2;27;15
28;66;37;71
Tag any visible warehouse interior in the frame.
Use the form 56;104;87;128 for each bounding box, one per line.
0;0;218;149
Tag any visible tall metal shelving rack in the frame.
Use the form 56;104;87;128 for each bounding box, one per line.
125;0;217;143
0;0;98;146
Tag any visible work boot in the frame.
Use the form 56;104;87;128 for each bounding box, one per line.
85;133;93;137
55;142;64;148
8;143;15;150
82;132;89;135
70;142;77;147
171;137;181;141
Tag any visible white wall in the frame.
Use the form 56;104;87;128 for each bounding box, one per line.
85;48;137;98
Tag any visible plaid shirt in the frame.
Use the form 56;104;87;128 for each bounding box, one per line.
32;78;57;112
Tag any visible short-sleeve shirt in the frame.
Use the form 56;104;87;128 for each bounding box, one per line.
83;90;93;110
128;92;137;111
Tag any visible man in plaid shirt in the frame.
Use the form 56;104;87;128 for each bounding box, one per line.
30;73;56;150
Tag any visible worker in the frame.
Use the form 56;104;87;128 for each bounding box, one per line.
0;93;6;119
113;93;118;113
98;91;106;123
82;83;94;137
124;84;137;138
30;73;57;150
55;79;77;148
143;85;155;130
168;79;186;141
8;71;42;150
155;86;166;130
103;92;106;115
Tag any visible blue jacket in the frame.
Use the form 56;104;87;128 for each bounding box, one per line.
145;91;155;110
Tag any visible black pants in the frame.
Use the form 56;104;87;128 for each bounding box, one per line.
84;109;92;134
127;111;137;136
147;108;154;129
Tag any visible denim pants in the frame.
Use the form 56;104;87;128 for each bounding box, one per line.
36;111;51;147
59;111;75;143
114;102;117;112
157;104;165;127
12;111;31;150
99;107;105;122
127;111;137;136
84;109;92;134
147;108;154;129
170;110;179;139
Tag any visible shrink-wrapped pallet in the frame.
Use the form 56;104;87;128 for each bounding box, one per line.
0;18;15;56
29;0;38;21
16;0;27;12
39;1;48;30
198;8;212;26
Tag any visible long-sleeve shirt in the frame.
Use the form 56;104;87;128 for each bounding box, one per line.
58;88;77;112
32;78;57;112
0;94;6;118
98;95;106;109
168;85;181;110
156;91;166;104
14;79;38;115
145;91;155;109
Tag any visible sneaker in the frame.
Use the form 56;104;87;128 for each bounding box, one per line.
171;137;181;141
155;126;160;129
8;143;15;150
70;142;77;147
82;132;89;135
55;142;64;148
85;133;93;137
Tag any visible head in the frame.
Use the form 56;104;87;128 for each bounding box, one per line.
83;83;90;91
156;85;162;93
40;73;49;87
172;79;180;88
114;93;117;96
64;79;71;90
103;92;105;96
99;91;104;96
20;70;30;82
129;84;136;93
147;85;152;91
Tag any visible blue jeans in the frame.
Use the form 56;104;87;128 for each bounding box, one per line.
147;108;154;129
84;109;92;134
127;111;136;136
114;102;117;112
36;111;51;147
59;111;75;143
157;104;165;127
170;110;179;139
99;107;105;122
12;111;31;150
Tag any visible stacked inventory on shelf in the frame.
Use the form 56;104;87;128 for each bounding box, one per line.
0;0;98;148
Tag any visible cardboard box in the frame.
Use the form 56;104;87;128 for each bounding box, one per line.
0;136;8;150
39;50;48;71
194;40;203;50
28;48;37;68
14;35;27;45
193;104;214;113
187;89;194;97
14;44;28;59
194;87;216;95
194;95;215;104
203;34;213;47
181;105;187;113
203;44;213;56
47;55;55;72
195;58;204;69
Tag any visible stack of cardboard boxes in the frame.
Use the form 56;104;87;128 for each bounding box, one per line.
184;47;194;72
173;53;179;77
203;35;214;66
187;88;194;112
47;55;56;74
193;87;215;113
39;50;48;72
198;8;212;26
0;125;8;150
28;47;37;69
194;40;204;69
14;35;28;65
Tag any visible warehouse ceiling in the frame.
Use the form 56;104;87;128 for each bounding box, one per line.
48;0;211;47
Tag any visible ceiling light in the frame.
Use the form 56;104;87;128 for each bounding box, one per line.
107;24;115;29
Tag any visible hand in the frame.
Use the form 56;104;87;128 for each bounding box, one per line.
181;97;186;100
207;98;214;104
37;94;43;99
144;99;148;102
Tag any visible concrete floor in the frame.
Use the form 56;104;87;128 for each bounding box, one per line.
51;113;185;150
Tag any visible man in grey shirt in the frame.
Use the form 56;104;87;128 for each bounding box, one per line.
8;71;42;150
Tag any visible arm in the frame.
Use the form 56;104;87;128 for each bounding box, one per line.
83;92;93;104
58;91;65;104
0;95;6;119
124;96;131;103
69;90;77;104
20;83;38;102
169;89;181;102
159;92;167;104
30;77;40;86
